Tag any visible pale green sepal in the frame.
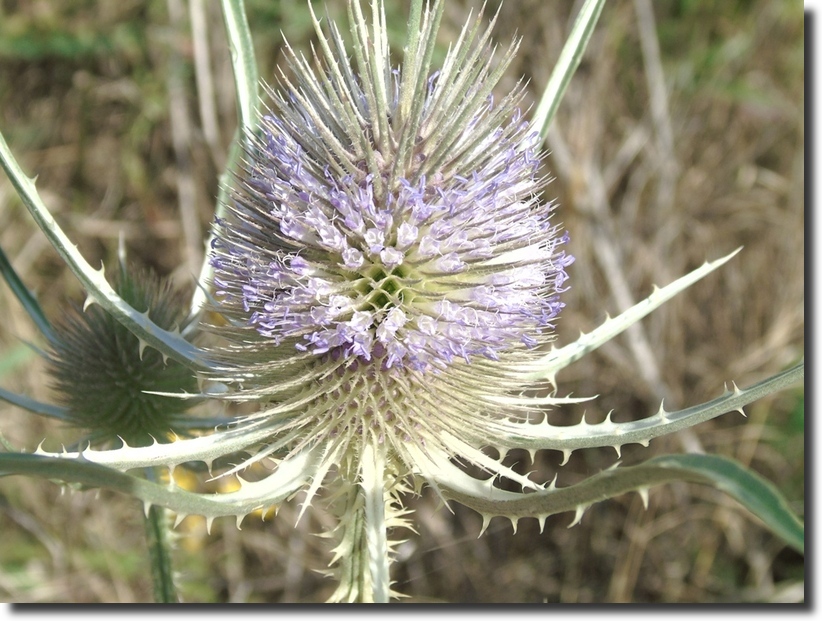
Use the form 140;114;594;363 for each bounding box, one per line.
0;131;209;370
519;248;742;381
31;420;290;471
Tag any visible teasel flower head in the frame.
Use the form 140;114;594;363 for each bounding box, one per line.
201;0;576;600
46;264;199;447
208;0;572;502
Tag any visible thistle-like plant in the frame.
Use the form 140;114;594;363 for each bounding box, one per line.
45;262;200;447
0;0;803;603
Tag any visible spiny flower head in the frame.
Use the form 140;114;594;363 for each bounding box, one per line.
208;0;572;492
46;265;198;446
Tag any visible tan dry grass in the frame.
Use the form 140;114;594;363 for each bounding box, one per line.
0;0;804;603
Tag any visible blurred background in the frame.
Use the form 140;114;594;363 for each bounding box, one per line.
0;0;804;603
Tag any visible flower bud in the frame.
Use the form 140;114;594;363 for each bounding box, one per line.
46;265;198;446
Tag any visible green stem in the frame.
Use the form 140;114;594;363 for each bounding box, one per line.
361;442;389;603
143;468;179;603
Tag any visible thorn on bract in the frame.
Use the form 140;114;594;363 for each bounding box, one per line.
478;514;492;537
567;505;586;528
637;487;649;510
538;516;547;534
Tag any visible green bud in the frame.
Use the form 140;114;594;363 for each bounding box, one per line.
46;265;198;446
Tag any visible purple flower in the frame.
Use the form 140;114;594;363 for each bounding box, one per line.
210;65;571;374
202;6;575;594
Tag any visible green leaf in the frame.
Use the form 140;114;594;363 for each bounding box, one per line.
0;385;69;421
0;131;209;370
647;453;804;554
0;448;317;523
519;248;742;381
219;0;259;146
501;360;803;453
0;245;54;342
189;0;259;322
